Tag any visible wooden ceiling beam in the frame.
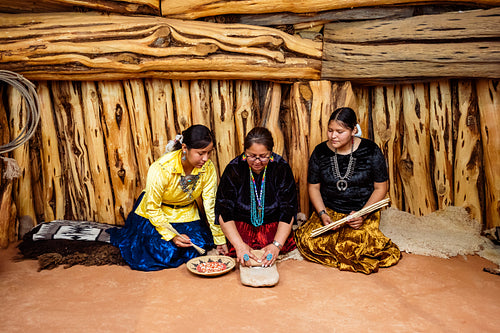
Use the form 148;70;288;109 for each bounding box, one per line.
0;12;322;82
322;7;500;84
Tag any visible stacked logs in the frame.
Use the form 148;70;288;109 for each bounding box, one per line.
1;78;498;248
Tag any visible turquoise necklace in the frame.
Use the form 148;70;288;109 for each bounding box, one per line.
249;166;267;227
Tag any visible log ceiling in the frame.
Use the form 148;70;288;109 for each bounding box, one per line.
0;1;498;83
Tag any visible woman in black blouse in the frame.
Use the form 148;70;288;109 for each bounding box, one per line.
215;127;297;267
294;107;401;274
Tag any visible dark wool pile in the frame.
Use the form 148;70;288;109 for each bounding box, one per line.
16;227;126;271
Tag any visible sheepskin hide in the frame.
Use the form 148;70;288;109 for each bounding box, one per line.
379;206;500;266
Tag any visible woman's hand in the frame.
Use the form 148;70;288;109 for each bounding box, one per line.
320;213;333;226
346;211;364;229
260;243;280;267
235;243;258;267
172;234;193;247
216;244;229;255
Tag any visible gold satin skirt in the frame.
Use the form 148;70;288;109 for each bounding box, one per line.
294;209;401;274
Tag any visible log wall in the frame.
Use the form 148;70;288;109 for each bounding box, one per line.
0;78;498;247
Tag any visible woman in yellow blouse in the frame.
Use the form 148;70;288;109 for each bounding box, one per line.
108;125;227;271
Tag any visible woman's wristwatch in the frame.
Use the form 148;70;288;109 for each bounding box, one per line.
272;240;283;250
318;209;327;217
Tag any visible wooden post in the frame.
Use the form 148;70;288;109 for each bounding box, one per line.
37;82;65;221
331;82;358;123
124;79;154;194
400;83;436;215
0;87;17;247
454;80;482;224
0;158;16;248
308;81;332;153
190;79;220;174
234;80;255;150
476;79;499;229
429;80;454;209
261;82;285;157
0;86;8;147
8;85;37;227
81;81;116;224
191;80;213;127
52;81;97;221
29;133;44;223
353;85;370;139
172;80;193;132
290;82;310;216
211;80;236;176
98;81;138;224
372;85;403;209
145;78;175;160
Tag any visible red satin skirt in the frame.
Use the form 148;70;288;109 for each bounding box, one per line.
227;221;296;257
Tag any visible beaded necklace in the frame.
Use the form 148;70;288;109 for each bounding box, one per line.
249;165;267;227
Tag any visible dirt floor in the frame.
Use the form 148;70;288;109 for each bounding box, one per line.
1;243;499;333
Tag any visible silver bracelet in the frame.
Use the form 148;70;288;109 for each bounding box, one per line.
272;240;283;250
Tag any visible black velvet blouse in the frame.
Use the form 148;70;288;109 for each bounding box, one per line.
308;138;388;214
215;153;298;225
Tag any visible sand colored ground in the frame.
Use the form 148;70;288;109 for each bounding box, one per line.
1;243;499;333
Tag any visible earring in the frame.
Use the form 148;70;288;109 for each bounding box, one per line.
182;151;186;161
242;153;247;161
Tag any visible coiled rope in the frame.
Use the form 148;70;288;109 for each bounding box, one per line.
0;70;41;154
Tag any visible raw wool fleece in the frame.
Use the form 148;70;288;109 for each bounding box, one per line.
379;206;500;265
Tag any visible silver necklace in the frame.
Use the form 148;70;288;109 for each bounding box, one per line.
179;174;199;199
330;140;356;191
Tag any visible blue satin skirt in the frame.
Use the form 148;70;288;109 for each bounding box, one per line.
107;193;214;271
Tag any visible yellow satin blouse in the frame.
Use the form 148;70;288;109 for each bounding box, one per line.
135;149;225;245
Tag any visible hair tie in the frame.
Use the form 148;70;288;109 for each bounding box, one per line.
355;124;362;137
165;134;184;153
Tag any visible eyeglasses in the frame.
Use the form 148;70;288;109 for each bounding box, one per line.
245;153;272;162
